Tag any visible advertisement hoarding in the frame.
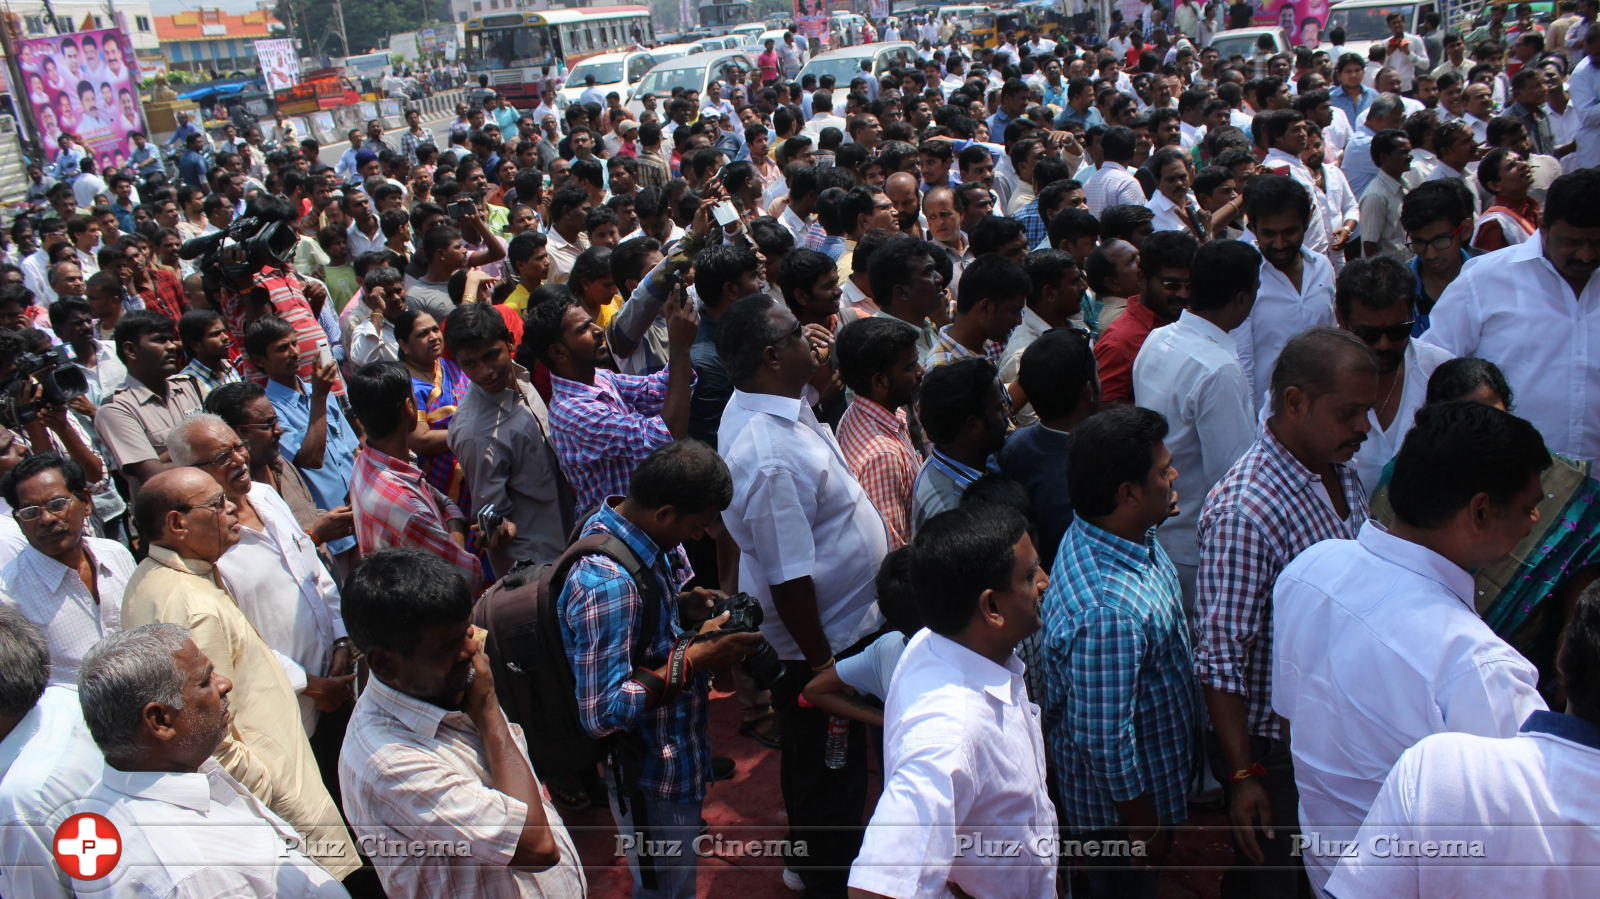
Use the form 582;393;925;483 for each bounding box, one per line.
795;0;831;48
254;38;302;92
15;27;147;171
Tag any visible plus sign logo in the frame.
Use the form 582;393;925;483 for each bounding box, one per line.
52;813;121;880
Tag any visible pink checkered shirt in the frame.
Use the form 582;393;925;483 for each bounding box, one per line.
836;397;921;549
350;444;483;593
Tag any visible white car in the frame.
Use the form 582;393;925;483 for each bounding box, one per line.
798;41;918;88
1207;26;1289;63
626;48;756;115
1323;0;1433;63
557;49;666;110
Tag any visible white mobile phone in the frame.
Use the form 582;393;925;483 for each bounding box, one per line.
315;338;333;369
713;200;740;227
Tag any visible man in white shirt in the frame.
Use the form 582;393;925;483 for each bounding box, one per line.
716;294;887;894
339;548;585;897
1083;126;1147;216
848;503;1057;899
1133;239;1261;607
1568;27;1600;170
0;608;106;899
1327;582;1600;897
1272;400;1550;893
1358;129;1414;260
802;90;848;141
1424;168;1600;464
343;267;405;366
0;452;134;685
1381;12;1430;89
73;623;351;897
1232;176;1338;405
167;415;353;737
1334;258;1454;495
1260;110;1334;259
343;188;385;260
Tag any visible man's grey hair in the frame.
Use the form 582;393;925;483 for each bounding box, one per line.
79;624;190;768
46;260;81;285
1369;93;1405;122
165;413;230;467
0;605;49;718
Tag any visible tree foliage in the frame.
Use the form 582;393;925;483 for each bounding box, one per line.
276;0;434;56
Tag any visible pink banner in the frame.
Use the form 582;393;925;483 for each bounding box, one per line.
796;0;831;47
17;27;148;172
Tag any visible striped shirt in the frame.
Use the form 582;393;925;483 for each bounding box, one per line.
1194;424;1368;742
557;502;708;801
179;358;242;399
911;448;983;533
1038;518;1197;832
836;398;920;550
349;445;483;594
548;367;676;515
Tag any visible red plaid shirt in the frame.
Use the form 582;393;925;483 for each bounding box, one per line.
136;268;188;322
836;397;920;549
350;444;484;593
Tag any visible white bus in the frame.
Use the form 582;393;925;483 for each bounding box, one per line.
463;5;655;103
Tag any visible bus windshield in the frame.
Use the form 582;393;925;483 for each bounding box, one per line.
465;25;555;71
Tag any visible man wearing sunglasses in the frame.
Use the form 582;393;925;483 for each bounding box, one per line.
1335;257;1455;496
0;452;134;685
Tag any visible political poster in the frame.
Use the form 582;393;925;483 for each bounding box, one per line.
795;0;831;49
255;39;301;92
16;27;147;172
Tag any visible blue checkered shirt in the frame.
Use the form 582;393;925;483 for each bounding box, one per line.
1015;199;1048;248
549;366;681;515
557;502;709;802
1037;518;1198;832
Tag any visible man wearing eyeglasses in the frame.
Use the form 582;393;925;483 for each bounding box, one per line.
121;466;361;880
1335;257;1455;496
0;452;134;685
166;414;353;741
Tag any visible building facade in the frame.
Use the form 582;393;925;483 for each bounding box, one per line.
153;7;286;74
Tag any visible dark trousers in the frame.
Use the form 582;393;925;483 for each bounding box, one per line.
770;649;873;898
1205;732;1310;899
1073;827;1159;899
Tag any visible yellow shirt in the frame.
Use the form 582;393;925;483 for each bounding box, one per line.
597;295;622;329
504;283;531;313
121;545;360;879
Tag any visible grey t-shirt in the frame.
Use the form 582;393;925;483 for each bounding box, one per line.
403;275;453;320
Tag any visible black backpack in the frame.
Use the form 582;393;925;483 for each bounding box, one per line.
470;532;662;778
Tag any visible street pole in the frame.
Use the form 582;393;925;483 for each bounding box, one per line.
331;0;350;56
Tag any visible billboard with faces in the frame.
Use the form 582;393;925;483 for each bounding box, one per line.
17;27;147;173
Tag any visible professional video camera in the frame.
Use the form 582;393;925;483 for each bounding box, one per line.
179;206;299;292
0;346;89;427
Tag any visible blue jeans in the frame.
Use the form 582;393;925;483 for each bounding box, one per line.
606;783;702;899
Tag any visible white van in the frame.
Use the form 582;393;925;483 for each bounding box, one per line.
627;48;756;115
557;49;664;109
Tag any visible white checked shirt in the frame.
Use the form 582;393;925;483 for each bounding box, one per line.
347;219;386;260
78;759;348;898
1423;235;1600;465
1083;161;1146;216
849;630;1059;898
546;228;587;284
339;676;585;898
217;481;346;735
1;537;134;685
1133;311;1256;567
1230;245;1337;407
718;388;888;660
1272;522;1546;892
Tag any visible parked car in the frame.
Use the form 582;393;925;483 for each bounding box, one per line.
798;41;918;88
1208;25;1289;62
557;49;666;109
627;48;756;115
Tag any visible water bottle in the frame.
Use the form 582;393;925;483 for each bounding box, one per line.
823;716;849;770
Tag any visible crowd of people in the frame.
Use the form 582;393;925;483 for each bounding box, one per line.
1;2;1600;897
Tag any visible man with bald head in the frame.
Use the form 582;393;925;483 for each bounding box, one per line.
884;171;923;237
167;414;353;738
121;467;360;880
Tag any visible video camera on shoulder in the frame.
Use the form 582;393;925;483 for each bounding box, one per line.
0;346;88;426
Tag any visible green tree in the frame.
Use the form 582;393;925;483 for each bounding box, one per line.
278;0;433;56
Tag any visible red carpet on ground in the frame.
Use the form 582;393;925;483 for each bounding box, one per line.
563;683;1237;897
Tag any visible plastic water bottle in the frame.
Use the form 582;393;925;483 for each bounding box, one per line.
824;716;849;769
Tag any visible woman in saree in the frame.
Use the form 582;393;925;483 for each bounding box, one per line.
396;309;472;511
1370;357;1600;702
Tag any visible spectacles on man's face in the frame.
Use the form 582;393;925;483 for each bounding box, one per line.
1348;321;1415;345
200;442;249;468
15;495;75;522
178;493;229;515
1407;232;1458;253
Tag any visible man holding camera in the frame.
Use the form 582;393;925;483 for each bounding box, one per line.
558;440;760;898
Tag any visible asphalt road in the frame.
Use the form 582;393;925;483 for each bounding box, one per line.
314;108;459;168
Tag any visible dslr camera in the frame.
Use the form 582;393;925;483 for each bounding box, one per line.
0;346;88;426
713;592;784;689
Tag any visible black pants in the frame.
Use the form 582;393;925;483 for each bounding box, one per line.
769;640;875;898
1072;827;1159;899
1205;732;1310;899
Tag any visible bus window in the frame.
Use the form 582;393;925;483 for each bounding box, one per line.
467;25;554;70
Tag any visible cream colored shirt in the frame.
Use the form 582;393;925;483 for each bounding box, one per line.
121;544;360;879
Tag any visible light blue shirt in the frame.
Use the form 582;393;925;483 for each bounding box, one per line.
265;377;359;509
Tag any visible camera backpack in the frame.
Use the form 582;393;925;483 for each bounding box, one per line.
470;532;663;779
